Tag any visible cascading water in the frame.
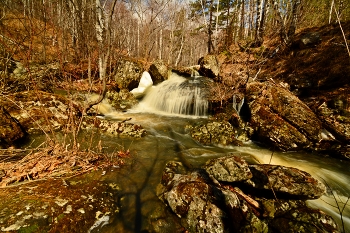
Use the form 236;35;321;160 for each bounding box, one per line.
134;73;209;117
74;74;350;232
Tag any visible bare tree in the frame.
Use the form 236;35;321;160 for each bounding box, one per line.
83;0;118;113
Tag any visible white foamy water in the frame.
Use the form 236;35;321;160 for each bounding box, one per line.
234;145;350;232
133;73;208;117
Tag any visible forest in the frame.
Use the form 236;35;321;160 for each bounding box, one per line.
0;0;350;233
0;0;348;67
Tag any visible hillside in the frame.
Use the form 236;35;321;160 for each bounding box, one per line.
219;21;350;112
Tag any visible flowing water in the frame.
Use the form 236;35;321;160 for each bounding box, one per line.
87;74;350;233
67;75;350;232
94;110;350;232
134;73;209;117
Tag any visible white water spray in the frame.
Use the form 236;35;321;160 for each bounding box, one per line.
134;73;208;117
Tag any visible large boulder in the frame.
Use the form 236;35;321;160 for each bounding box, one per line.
260;199;338;233
106;89;139;111
171;66;200;77
317;101;350;142
113;58;144;90
245;164;326;199
246;81;323;151
157;162;227;233
198;55;220;79
157;156;337;233
312;101;350;159
148;60;168;85
0;106;26;148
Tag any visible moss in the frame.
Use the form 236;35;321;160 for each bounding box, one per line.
18;224;40;233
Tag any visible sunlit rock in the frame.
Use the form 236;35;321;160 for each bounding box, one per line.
113;58;144;90
0;91;80;134
148;60;169;85
246;81;322;151
261;199;339;232
157;156;337;233
204;155;252;182
106;89;138;110
245;164;326;199
187;121;242;146
198;55;220;79
157;166;227;233
82;118;146;138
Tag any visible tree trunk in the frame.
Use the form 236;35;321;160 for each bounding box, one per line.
214;0;220;51
271;0;288;44
287;0;301;40
240;0;245;39
254;0;267;47
254;0;261;45
208;0;214;53
83;0;118;114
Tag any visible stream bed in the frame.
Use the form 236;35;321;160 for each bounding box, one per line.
86;111;350;232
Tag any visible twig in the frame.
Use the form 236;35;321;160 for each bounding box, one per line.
333;4;350;60
321;178;346;233
0;93;50;138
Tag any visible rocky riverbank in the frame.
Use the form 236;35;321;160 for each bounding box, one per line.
157;155;338;233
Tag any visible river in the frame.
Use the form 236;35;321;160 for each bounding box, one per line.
84;108;350;232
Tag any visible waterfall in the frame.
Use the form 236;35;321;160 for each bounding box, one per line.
134;73;208;117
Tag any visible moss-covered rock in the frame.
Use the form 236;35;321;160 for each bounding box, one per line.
186;121;242;146
157;156;338;233
112;58;144;90
245;81;322;151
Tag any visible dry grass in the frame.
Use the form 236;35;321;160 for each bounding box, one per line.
0;141;129;188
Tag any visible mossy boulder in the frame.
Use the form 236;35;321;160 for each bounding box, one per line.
245;81;322;151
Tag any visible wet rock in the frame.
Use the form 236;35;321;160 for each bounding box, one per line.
157;166;227;233
113;58;144;90
160;161;187;187
0;106;26;148
82;118;146;138
204;155;252;182
157;156;338;233
187;121;242;146
245;164;326;199
221;187;268;233
106;89;138;110
317;102;350;142
312;101;350;159
246;81;323;151
171;66;200;77
261;199;339;233
198;55;220;79
148;60;169;85
0;178;119;232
